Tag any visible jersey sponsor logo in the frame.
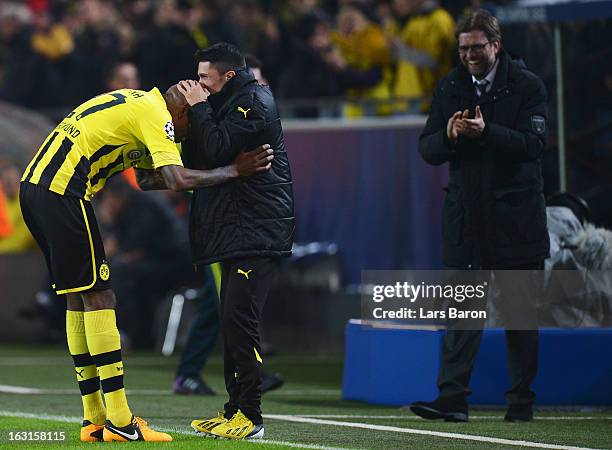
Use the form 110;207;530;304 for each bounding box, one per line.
164;122;175;141
127;150;143;160
237;107;251;119
237;269;252;279
99;263;110;281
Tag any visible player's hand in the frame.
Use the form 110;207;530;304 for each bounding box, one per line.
457;106;485;138
178;80;209;106
233;144;274;177
446;111;462;144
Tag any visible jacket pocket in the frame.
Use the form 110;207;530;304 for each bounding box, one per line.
442;185;464;246
492;186;546;247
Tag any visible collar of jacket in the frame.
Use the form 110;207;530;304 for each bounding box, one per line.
208;68;256;112
450;49;523;99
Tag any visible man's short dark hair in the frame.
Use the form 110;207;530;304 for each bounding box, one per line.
194;43;246;74
245;53;263;70
455;9;502;43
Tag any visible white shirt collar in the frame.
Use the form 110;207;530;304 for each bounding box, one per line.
472;58;499;95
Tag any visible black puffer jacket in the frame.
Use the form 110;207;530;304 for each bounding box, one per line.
184;69;294;265
419;50;550;268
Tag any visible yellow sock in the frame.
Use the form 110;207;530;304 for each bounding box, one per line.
84;309;132;427
66;310;106;425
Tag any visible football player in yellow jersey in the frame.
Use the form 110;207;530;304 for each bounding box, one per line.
19;84;273;443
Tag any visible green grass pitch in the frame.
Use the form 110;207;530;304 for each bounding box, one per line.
0;345;610;449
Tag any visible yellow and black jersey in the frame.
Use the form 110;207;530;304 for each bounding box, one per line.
21;88;183;200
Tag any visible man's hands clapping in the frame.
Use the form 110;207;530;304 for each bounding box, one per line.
447;111;462;143
447;105;485;143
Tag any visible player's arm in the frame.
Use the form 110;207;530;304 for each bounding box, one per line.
135;168;168;190
136;144;273;191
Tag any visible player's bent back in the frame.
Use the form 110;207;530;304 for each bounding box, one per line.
21;88;182;200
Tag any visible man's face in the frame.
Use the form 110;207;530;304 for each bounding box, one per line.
458;30;500;78
107;63;140;91
0;17;18;41
0;165;20;199
250;67;266;85
309;22;330;51
337;7;367;35
198;61;233;95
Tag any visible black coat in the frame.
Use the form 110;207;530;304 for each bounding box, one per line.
419;50;550;268
184;69;295;265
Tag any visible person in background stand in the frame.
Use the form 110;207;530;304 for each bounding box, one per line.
245;53;268;85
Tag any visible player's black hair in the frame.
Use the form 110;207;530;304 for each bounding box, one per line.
194;43;246;74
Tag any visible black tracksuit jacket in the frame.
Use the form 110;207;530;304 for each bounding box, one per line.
183;69;295;265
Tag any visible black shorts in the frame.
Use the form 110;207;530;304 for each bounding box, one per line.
19;182;111;295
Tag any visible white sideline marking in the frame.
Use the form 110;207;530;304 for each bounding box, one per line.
298;414;612;421
0;410;82;422
0;357;72;366
0;411;352;450
0;384;338;397
0;385;46;394
265;414;602;450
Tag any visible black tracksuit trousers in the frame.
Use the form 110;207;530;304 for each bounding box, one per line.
437;261;543;407
220;256;278;425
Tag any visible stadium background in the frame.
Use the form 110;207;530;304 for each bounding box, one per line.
0;0;610;448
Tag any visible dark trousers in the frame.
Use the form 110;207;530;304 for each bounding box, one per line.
113;258;187;348
220;256;278;425
176;266;220;378
437;261;542;407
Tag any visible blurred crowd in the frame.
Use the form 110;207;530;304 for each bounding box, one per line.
1;0;610;119
0;0;518;118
